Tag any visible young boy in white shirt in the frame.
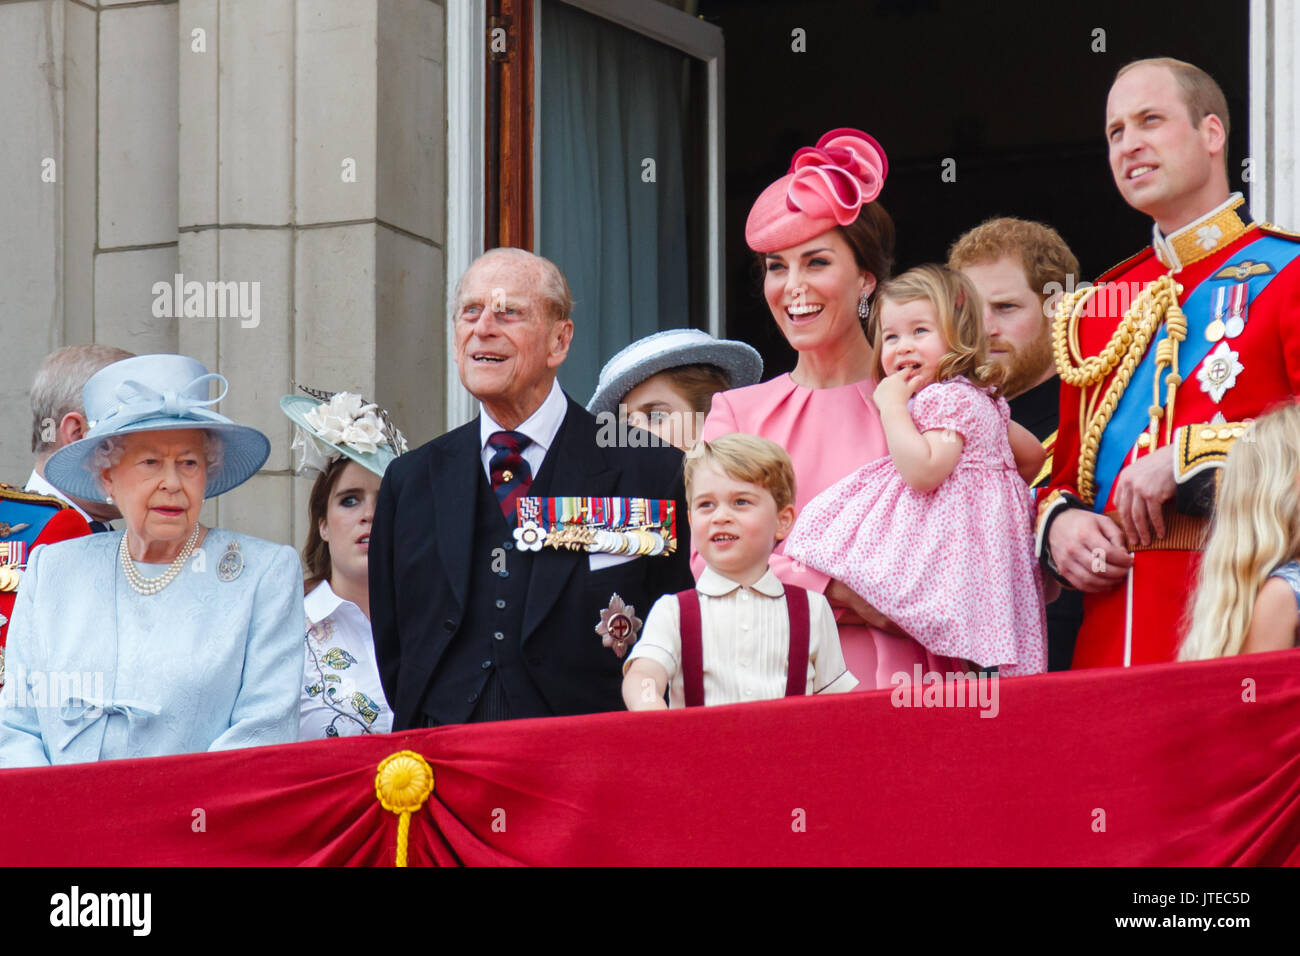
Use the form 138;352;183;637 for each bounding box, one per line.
622;433;857;709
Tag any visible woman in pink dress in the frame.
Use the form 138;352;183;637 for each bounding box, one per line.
697;128;960;688
784;265;1048;675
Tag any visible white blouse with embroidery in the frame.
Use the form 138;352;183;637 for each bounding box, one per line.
299;581;393;738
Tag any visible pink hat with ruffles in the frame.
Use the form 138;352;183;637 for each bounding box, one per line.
745;128;888;253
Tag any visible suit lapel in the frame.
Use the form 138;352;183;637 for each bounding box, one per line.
521;400;619;641
431;420;480;610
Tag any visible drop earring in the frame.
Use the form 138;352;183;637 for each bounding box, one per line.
857;293;870;320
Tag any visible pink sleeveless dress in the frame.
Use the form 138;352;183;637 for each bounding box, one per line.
784;378;1047;676
697;374;968;688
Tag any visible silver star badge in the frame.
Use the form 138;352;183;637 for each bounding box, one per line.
1197;340;1244;404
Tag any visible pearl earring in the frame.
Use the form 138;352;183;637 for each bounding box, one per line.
105;495;114;504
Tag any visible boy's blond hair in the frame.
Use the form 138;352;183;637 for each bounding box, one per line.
683;433;796;512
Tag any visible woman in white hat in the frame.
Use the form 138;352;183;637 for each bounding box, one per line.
586;329;762;451
281;388;406;738
0;354;303;766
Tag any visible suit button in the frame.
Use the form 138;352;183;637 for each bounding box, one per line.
495;599;506;609
498;570;509;578
493;631;505;641
504;541;514;550
443;619;456;631
481;660;492;669
468;693;478;703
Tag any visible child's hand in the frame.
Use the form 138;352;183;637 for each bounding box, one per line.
872;369;923;411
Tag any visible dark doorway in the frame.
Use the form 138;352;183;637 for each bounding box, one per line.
701;0;1250;376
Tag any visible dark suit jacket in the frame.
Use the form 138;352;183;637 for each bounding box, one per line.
370;394;693;729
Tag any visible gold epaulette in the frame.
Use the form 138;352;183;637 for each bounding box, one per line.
1258;222;1300;241
1175;421;1251;483
0;483;68;509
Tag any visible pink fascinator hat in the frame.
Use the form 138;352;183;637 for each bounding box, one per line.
745;128;888;253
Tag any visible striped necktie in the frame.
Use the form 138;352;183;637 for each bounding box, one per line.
487;431;533;521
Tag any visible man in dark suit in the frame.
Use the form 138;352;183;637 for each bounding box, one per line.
371;248;693;728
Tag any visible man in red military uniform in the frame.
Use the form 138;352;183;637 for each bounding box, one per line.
1039;57;1300;668
1;345;132;684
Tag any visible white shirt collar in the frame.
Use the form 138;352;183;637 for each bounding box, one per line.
696;565;786;598
304;579;366;626
25;468;93;523
478;377;568;454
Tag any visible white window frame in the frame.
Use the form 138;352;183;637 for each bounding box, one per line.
445;0;487;429
535;0;725;338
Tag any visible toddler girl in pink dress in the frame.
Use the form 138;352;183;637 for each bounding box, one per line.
784;264;1048;676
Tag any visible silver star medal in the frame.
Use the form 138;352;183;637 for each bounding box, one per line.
217;539;244;582
1197;341;1244;404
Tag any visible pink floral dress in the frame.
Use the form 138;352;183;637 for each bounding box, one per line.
784;378;1047;676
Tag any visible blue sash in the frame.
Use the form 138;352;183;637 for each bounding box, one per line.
1092;234;1300;511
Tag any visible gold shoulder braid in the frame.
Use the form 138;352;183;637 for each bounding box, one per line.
1052;272;1185;505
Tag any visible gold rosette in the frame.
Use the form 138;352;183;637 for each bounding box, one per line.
375;750;435;867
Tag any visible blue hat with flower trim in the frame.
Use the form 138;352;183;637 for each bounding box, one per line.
44;354;271;503
279;386;408;479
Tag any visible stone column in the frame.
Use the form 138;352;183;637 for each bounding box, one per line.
173;0;447;547
1250;0;1300;227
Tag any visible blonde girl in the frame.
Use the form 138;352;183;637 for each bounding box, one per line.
785;264;1048;675
1180;402;1300;659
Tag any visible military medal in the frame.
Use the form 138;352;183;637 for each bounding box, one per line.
0;565;20;592
1205;286;1227;342
595;593;642;658
1197;340;1244;403
0;522;30;540
217;539;244;582
0;542;24;567
1224;283;1248;338
517;496;677;556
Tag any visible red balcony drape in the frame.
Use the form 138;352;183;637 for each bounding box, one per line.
2;649;1297;865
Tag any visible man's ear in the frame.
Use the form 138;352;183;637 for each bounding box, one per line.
1201;113;1228;161
773;503;797;542
59;412;89;448
548;318;575;369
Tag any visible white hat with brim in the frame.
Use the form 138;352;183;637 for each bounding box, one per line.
279;394;403;479
586;329;763;417
44;354;271;503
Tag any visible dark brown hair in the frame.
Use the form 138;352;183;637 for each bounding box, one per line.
302;457;351;594
655;363;732;414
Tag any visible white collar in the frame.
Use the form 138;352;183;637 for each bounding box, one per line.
479;378;568;454
25;468;94;523
696;565;786;598
304;579;366;626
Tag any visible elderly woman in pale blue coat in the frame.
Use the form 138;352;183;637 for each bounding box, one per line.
0;354;303;766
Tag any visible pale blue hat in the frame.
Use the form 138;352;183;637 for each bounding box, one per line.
279;387;408;479
586;329;763;417
45;354;270;502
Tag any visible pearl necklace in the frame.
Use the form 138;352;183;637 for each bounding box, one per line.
119;524;202;596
